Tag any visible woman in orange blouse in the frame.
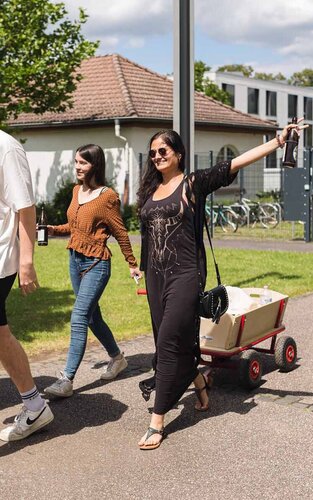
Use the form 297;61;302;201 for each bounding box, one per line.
44;144;141;398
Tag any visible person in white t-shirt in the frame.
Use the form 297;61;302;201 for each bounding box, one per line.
0;130;54;442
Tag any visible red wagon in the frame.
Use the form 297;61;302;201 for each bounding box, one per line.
199;287;297;389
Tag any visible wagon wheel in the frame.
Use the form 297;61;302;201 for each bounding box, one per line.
239;350;263;389
274;336;297;372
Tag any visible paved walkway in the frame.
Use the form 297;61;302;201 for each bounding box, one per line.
1;290;313;499
127;233;313;253
209;237;313;253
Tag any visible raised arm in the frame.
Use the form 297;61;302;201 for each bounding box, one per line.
231;119;308;173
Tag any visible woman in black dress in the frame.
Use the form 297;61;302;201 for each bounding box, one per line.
137;122;306;450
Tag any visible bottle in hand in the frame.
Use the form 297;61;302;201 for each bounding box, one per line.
282;117;299;168
37;206;48;246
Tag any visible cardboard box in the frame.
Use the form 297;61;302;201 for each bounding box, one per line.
200;287;288;353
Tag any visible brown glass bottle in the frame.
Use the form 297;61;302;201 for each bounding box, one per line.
282;117;299;168
37;206;48;246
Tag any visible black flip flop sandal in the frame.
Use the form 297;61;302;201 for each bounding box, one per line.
139;426;165;450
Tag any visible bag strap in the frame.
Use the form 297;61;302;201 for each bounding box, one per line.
183;177;221;287
203;214;221;286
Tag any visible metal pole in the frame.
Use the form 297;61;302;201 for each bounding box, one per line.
138;153;143;182
173;0;194;174
194;153;198;171
304;150;311;242
311;149;313;242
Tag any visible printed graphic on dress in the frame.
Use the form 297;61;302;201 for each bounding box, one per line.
143;201;184;272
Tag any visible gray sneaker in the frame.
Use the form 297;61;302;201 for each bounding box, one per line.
0;403;54;442
100;354;128;380
44;372;73;398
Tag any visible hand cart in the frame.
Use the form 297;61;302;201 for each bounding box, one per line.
199;287;297;389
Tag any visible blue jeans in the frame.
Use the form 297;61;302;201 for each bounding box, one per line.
64;250;120;380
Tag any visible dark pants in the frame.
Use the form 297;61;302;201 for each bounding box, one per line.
0;274;17;326
146;270;199;414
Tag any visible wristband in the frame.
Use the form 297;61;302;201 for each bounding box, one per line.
276;132;284;149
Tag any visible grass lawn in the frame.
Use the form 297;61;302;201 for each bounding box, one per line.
211;220;305;240
7;238;313;356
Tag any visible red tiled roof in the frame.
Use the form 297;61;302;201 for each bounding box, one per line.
10;54;276;131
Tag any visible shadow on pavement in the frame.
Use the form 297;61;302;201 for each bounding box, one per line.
164;386;258;437
77;352;154;394
0;378;21;411
232;271;300;288
201;352;301;388
0;389;128;458
0;376;65;412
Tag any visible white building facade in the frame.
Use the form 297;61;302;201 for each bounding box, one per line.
207;71;313;191
8;55;277;204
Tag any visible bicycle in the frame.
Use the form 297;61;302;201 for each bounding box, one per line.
230;198;280;229
205;203;239;233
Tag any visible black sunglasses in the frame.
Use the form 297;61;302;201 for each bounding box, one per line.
149;147;169;159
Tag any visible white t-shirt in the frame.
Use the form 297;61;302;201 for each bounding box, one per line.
0;130;35;278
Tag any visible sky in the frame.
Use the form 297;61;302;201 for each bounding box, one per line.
59;0;313;78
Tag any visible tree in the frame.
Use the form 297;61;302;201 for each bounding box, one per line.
194;60;211;92
194;60;231;105
0;0;98;125
289;69;313;87
254;72;286;81
217;64;254;77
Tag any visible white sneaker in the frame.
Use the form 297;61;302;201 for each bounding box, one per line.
0;403;54;442
44;372;73;398
100;354;128;380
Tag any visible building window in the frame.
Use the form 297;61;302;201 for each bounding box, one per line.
304;97;313;121
266;91;277;117
248;88;259;114
216;145;237;163
216;146;238;184
222;83;235;107
288;94;298;118
265;136;277;168
194;154;213;170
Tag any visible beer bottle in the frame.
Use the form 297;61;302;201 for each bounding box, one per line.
282;117;299;168
37;206;48;246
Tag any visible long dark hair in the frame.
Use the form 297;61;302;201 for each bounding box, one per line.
137;130;185;213
76;144;106;188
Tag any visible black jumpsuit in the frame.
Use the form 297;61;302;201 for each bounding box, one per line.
141;180;199;414
140;160;236;415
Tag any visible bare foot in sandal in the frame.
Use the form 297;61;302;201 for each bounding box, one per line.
138;427;165;450
139;413;165;450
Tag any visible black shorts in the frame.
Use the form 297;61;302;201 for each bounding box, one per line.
0;273;17;326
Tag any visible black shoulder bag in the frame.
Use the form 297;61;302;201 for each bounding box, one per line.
198;216;229;324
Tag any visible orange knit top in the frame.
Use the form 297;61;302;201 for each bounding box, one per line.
54;185;137;267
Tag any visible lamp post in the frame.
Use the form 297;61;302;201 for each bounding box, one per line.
173;0;194;174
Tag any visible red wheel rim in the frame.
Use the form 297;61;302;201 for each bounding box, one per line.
286;345;295;363
250;360;260;380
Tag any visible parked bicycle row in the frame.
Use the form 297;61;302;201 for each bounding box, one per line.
205;197;281;233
